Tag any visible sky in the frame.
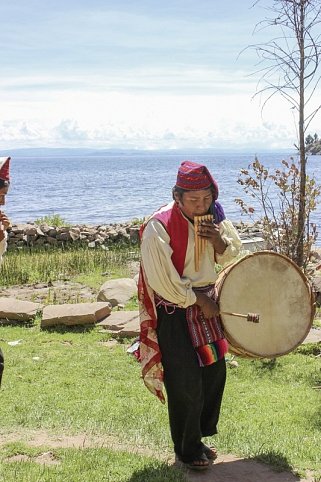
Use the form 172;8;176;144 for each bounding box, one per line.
1;0;321;151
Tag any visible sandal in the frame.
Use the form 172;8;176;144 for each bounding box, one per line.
186;453;209;471
202;444;218;460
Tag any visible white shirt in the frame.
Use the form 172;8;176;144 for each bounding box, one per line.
0;232;7;264
141;214;242;309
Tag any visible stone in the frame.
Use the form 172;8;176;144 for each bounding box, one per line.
106;228;118;240
11;224;26;234
229;360;239;368
35;238;46;246
36;227;45;236
41;302;112;327
57;232;71;241
38;224;52;234
240;237;267;252
69;227;80;241
118;228;129;239
303;328;321;344
97;310;139;337
310;250;321;261
129;227;140;243
97;278;137;307
11;233;24;240
0;298;43;323
8;237;17;244
47;229;57;237
80;229;96;236
24;226;37;236
46;236;58;245
26;234;37;244
312;276;321;306
87;235;96;242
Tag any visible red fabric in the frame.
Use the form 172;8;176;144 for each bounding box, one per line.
0;157;10;181
196;339;229;366
154;202;188;276
176;160;218;199
186;285;224;348
138;201;190;402
137;263;165;403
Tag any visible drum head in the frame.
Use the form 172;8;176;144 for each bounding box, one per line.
218;251;315;358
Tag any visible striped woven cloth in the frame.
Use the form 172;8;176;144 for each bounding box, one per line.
186;285;228;366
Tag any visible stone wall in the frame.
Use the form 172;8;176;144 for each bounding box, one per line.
7;222;141;249
6;220;267;250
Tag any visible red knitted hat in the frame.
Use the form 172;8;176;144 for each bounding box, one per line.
0;157;10;182
176;160;218;199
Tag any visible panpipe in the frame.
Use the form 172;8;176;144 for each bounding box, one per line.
194;214;213;271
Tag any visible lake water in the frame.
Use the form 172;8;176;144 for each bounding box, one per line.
5;151;321;241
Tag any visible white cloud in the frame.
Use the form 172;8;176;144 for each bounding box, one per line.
0;109;297;151
2;0;320;152
0;80;308;150
52;120;89;141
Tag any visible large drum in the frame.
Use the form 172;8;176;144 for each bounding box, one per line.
216;251;315;358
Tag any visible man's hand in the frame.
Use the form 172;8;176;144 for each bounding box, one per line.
0;212;10;242
194;291;219;318
197;220;227;254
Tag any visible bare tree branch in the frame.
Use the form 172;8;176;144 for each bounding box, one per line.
244;0;321;267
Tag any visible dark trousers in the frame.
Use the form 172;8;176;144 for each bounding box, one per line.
0;347;4;387
156;305;226;463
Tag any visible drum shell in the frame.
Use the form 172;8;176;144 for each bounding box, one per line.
216;251;315;358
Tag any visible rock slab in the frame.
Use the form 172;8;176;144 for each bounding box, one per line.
97;310;140;337
97;278;137;307
0;298;43;322
41;302;112;327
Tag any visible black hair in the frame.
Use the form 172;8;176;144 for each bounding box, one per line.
172;184;216;201
172;185;187;200
0;180;10;188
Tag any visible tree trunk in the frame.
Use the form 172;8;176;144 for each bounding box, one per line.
296;0;306;268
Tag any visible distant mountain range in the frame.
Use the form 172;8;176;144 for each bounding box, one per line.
0;146;294;157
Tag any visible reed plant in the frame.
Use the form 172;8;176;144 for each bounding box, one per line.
0;245;140;287
33;214;71;227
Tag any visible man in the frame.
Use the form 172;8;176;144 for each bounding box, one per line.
138;160;242;470
0;156;11;387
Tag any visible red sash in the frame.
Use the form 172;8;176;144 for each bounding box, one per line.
138;202;189;402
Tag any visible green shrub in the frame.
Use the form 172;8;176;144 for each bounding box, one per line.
34;214;70;227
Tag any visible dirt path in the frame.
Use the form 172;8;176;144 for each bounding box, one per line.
0;430;316;482
179;455;314;482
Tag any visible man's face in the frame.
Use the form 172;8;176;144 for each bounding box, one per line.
0;185;9;206
175;188;213;219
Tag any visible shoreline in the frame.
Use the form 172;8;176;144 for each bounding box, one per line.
6;219;321;250
6;219;267;251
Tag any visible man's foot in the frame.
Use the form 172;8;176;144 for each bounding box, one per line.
186;453;209;471
202;444;218;460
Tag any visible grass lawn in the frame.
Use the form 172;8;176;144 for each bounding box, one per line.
0;246;320;481
0;322;320;482
0;445;184;482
